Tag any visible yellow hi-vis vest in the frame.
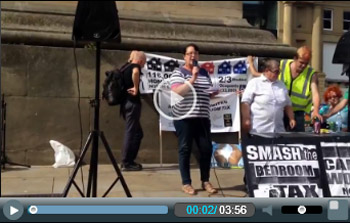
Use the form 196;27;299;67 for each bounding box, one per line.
279;59;315;113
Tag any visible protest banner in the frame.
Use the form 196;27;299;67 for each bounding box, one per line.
159;93;240;132
140;53;252;94
142;53;249;132
320;142;350;197
242;135;326;198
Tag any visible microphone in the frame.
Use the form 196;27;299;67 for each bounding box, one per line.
192;59;199;67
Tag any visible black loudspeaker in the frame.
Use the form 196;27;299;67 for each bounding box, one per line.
72;1;121;42
332;31;350;64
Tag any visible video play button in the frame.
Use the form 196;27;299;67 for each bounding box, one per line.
10;206;19;215
170;91;184;106
153;79;197;120
3;200;24;220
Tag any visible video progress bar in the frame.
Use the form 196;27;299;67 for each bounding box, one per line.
28;205;168;215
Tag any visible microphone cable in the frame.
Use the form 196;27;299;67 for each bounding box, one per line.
73;39;85;194
210;151;225;197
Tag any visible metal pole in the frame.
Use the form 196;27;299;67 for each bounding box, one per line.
347;67;350;132
87;41;101;197
0;95;3;197
159;118;163;167
0;1;2;197
91;41;101;197
2;96;6;170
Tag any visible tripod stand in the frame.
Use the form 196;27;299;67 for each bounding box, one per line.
62;42;131;197
1;94;31;169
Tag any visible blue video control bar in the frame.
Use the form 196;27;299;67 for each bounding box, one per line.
27;205;168;215
0;198;349;222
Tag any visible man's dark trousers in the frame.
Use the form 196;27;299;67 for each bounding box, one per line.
122;100;143;165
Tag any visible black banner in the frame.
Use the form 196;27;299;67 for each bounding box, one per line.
320;140;350;197
242;132;350;198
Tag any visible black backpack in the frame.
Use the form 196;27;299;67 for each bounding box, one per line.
102;63;130;106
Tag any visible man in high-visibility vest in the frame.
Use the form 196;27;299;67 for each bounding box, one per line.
248;46;323;132
279;46;323;131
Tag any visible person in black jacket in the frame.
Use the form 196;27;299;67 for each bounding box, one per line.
120;51;146;171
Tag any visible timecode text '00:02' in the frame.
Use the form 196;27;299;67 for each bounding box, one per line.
174;203;255;217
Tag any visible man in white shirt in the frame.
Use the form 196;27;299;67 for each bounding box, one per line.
241;59;296;134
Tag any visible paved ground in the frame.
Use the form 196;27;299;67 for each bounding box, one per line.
1;164;246;198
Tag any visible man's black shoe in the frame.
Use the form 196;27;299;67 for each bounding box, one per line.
121;162;143;171
132;162;143;169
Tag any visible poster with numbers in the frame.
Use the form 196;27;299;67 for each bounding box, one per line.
140;53;255;94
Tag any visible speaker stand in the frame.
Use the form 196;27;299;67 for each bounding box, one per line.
62;42;131;197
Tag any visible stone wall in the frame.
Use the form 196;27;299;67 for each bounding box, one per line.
1;1;296;165
1;44;240;165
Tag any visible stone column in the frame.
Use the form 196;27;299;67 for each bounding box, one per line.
312;4;323;72
317;72;326;99
283;1;293;46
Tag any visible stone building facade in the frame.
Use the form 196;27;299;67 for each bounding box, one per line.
278;1;350;97
1;1;295;164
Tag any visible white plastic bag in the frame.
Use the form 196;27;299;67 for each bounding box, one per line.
50;140;76;168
